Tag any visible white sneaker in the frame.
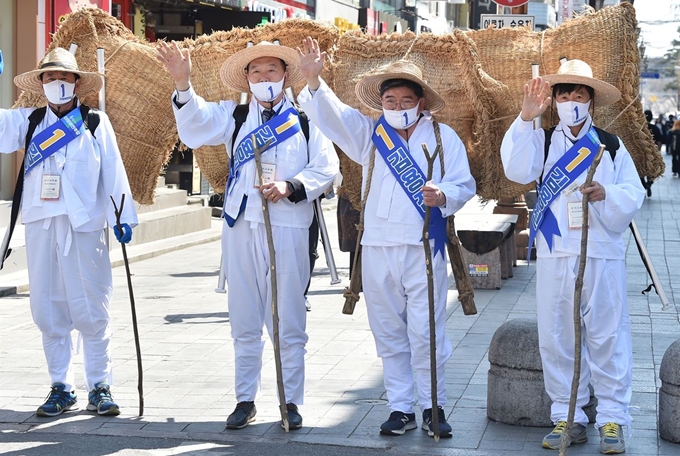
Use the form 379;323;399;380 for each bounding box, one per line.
304;297;311;311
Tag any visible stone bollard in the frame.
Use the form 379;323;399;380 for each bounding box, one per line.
487;319;552;426
660;338;680;443
487;319;597;426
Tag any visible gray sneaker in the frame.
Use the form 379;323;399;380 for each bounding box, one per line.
599;422;625;454
542;421;588;450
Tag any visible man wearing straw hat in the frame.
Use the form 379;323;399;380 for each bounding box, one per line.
156;40;337;430
1;47;137;417
297;37;475;438
500;59;645;454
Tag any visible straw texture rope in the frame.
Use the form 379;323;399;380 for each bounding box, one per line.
12;4;657;204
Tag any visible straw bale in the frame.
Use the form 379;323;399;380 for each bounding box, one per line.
181;20;339;193
13;4;656;204
13;8;176;205
468;3;663;198
333;29;518;200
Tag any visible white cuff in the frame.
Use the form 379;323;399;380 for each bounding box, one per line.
175;85;193;104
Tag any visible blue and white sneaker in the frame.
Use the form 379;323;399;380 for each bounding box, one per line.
87;382;120;416
36;383;78;417
380;411;417;435
422;406;452;438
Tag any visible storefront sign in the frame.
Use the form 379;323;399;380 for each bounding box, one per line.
492;0;529;6
480;14;534;30
559;0;572;24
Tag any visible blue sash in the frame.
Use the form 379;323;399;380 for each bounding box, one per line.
372;116;447;259
227;107;302;194
25;108;84;174
528;126;601;258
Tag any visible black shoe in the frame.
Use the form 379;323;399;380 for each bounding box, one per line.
380;411;417;435
422;406;452;438
226;401;256;429
647;185;652;197
283;403;303;430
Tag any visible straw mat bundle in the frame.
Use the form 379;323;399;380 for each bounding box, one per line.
13;8;177;205
468;3;663;198
181;20;339;193
333;29;511;204
13;4;657;205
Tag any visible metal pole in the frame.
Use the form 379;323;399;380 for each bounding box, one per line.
215;256;226;293
97;48;106;112
629;220;673;311
313;198;341;285
532;63;541;130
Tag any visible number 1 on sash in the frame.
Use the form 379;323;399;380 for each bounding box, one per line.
39;129;66;151
375;124;395;149
565;147;591;173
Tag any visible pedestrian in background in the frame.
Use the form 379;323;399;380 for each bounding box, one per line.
669;119;680;177
1;47;137;417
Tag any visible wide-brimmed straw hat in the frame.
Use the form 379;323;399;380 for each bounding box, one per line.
14;47;102;96
354;60;445;113
220;41;302;93
541;59;621;107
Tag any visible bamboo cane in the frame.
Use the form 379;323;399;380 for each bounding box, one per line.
252;134;289;432
559;144;606;456
422;142;441;442
110;194;144;416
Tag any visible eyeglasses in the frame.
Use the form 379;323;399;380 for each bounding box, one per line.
381;98;420;110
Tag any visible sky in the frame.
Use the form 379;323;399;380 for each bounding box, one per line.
634;0;680;58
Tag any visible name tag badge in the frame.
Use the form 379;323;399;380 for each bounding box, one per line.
562;181;580;198
41;174;61;201
255;163;277;187
567;201;587;230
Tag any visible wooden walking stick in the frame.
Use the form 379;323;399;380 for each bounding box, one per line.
110;194;144;416
342;153;376;315
559;144;606;456
422;142;441;442
432;121;476;315
252;134;289;432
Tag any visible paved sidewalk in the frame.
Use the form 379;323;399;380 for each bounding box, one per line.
1;153;679;455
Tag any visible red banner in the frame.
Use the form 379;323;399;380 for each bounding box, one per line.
54;0;111;31
492;0;530;7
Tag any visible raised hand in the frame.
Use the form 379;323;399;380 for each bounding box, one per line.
296;36;326;91
156;41;191;91
520;77;552;122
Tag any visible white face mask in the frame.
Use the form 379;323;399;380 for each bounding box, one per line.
43;80;76;105
249;78;285;103
383;105;420;130
556;100;591;127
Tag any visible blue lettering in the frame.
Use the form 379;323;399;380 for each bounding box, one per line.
254;126;276;148
544;167;569;194
402;168;424;192
386;148;412;174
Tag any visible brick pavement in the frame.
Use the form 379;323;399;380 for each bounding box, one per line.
1;153;679;455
